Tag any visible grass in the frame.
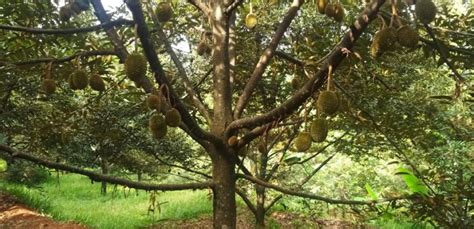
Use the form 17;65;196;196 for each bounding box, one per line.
0;171;431;229
0;173;213;229
0;159;6;172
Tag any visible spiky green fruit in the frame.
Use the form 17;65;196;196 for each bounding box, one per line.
310;118;328;142
370;27;397;58
71;70;88;89
317;0;328;14
397;26;420;48
42;79;56;95
325;4;336;18
124;53;147;82
294;132;312;152
196;41;208;56
89;74;105;91
165;108;181;127
149;114;167;139
155;2;173;23
333;3;345;22
317;90;339;115
416;0;437;24
147;94;162;111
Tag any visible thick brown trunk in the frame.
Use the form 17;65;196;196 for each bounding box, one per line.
255;186;266;228
100;158;109;195
211;152;236;229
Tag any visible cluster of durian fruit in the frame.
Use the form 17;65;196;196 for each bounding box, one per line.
371;0;437;58
317;0;345;22
147;88;182;140
293;88;349;152
59;0;90;22
41;68;106;95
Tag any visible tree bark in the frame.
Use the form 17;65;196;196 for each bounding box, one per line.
100;158;109;195
211;149;236;229
255;186;266;228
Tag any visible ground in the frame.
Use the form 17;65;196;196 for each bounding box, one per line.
0;192;86;229
0;190;376;229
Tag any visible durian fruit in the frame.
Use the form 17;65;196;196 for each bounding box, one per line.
68;75;78;90
228;136;238;147
415;0;437;24
294;132;312;152
245;13;257;29
71;69;88;89
124;53;147;82
310;118;328;142
370;27;397;58
317;90;339;115
155;2;173;23
291;76;302;90
165;108;181;127
42;79;56;95
89;74;105;91
325;4;336;18
149;114;167;139
397;25;419;48
333;3;345;22
196;41;208;56
147;94;162;111
317;0;328;14
59;6;73;22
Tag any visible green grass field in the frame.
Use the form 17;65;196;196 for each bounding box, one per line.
0;169;431;229
0;172;213;229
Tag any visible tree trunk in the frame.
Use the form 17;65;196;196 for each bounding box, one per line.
100;158;109;195
211;151;236;229
255;185;266;228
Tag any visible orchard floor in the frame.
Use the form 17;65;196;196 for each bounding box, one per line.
0;191;375;229
0;192;86;229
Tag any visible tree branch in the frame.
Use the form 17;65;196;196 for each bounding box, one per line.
227;0;387;132
0;50;117;66
187;0;211;15
234;0;305;119
125;0;220;145
145;3;212;123
238;173;410;205
423;24;466;83
236;188;257;215
0;19;134;35
90;0;130;63
265;153;337;212
0;144;213;191
225;0;244;13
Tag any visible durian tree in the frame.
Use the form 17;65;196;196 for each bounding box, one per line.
0;0;473;228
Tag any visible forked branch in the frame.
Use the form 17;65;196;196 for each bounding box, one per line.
0;50;117;66
238;173;411;205
234;0;305;119
227;0;388;133
0;19;133;35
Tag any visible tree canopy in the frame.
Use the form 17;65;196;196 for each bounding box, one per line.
0;0;472;228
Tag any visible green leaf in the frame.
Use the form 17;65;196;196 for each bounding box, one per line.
365;183;379;200
396;167;429;196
